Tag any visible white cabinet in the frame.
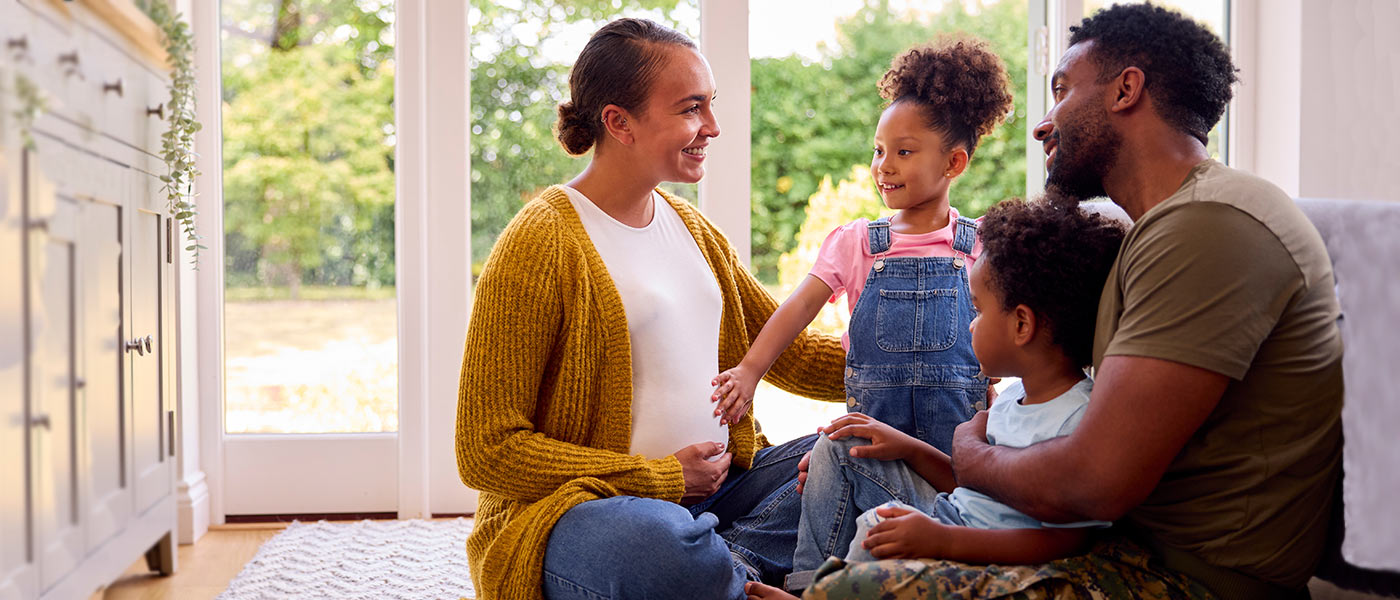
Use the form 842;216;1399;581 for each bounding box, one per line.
1;0;178;597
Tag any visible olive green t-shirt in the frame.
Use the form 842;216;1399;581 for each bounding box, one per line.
1093;160;1343;591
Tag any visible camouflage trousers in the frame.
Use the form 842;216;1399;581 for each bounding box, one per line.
802;534;1216;600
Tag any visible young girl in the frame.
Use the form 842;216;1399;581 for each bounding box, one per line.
712;36;1014;455
749;197;1130;599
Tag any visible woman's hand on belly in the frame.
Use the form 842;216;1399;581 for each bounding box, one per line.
675;441;733;505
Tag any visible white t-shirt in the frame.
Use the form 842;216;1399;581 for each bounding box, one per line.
563;186;728;460
948;378;1110;530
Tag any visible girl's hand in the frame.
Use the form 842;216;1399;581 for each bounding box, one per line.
712;366;760;426
823;413;922;461
862;505;948;559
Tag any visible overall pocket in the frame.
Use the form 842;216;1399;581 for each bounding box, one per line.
874;288;958;352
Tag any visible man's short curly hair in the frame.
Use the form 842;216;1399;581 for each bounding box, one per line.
1069;2;1237;144
978;198;1127;368
878;35;1013;158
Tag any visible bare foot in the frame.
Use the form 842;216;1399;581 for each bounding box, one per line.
744;581;799;600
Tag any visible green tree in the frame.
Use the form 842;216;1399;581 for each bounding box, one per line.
221;0;396;294
750;0;1028;283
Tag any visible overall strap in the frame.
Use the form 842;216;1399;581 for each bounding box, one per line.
952;216;978;255
867;217;893;255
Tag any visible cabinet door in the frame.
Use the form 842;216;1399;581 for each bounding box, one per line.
81;164;128;552
0;72;39;600
128;168;168;514
25;143;86;593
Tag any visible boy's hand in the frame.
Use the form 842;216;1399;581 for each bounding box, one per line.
862;505;949;559
712;365;760;426
824;413;922;461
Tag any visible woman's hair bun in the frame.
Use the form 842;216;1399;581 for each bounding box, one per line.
555;101;597;156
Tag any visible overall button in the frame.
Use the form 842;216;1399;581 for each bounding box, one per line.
846;396;858;408
845;367;854;378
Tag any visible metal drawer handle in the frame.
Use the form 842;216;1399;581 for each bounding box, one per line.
103;78;123;97
30;414;51;430
58;51;83;80
125;337;147;356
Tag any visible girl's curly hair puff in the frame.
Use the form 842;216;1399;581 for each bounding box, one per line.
878;35;1014;158
977;197;1128;368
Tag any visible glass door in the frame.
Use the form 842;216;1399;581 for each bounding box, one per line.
219;0;399;516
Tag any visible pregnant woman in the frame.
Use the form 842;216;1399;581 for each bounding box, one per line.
456;17;845;600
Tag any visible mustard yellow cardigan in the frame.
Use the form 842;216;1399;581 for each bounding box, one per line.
456;185;846;600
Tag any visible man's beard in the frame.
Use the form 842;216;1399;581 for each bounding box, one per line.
1045;103;1120;205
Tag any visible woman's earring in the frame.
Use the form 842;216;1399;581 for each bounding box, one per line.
945;172;953;178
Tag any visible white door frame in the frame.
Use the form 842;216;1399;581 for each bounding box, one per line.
397;0;473;519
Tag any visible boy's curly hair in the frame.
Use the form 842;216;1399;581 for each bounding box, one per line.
878;35;1014;158
977;197;1127;368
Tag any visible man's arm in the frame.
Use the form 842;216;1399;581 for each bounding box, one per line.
951;355;1229;523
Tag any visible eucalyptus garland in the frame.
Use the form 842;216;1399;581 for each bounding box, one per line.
8;72;46;152
140;0;203;264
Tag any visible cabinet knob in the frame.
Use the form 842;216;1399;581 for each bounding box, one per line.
144;335;153;354
58;51;83;80
102;78;123;97
30;414;51;430
125;337;147;356
147;104;165;120
7;36;27;60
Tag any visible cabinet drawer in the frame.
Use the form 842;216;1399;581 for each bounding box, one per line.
85;31;144;150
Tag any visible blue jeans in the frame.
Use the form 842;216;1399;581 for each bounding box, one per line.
790;434;947;574
542;433;818;600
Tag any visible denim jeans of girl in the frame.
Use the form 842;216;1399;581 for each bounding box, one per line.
541;433;818;600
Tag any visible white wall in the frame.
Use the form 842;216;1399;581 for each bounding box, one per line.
1249;0;1400;202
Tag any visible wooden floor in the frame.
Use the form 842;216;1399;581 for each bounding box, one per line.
92;523;286;600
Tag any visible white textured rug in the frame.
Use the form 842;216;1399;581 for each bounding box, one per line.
219;519;475;599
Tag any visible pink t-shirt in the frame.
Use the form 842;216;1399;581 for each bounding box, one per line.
809;209;983;349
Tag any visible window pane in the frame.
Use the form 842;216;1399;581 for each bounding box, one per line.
749;1;1029;444
468;1;700;283
1082;0;1230;161
221;0;398;434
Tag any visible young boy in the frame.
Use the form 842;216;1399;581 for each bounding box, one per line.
748;198;1128;599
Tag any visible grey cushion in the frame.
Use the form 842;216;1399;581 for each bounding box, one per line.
1295;198;1400;595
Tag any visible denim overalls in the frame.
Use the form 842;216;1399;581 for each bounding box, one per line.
842;216;986;454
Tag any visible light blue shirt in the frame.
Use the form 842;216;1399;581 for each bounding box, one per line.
947;378;1111;530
